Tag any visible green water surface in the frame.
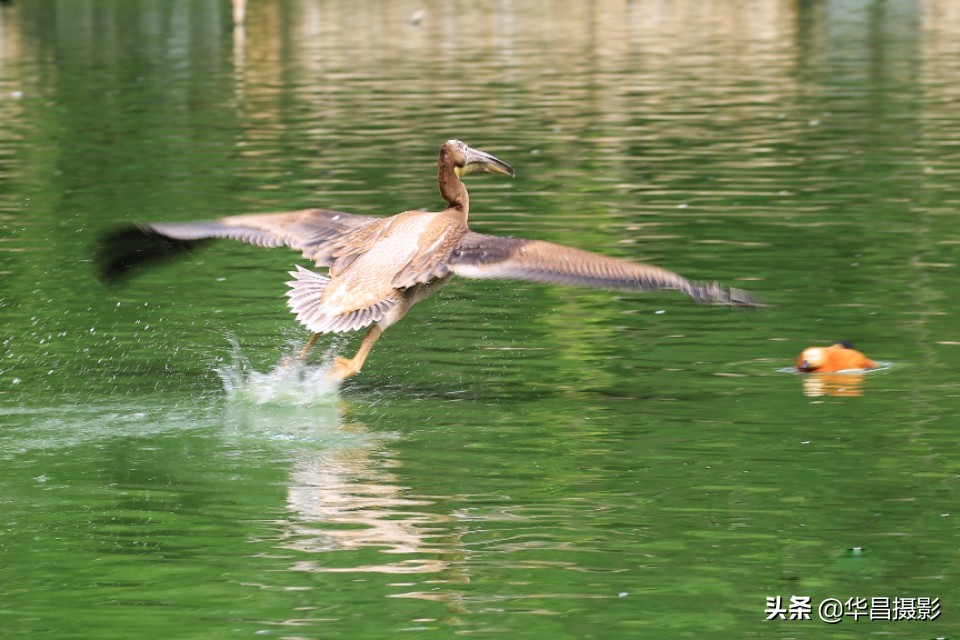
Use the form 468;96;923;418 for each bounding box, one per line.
1;1;958;638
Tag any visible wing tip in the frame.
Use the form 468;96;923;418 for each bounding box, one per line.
95;224;207;285
691;282;759;308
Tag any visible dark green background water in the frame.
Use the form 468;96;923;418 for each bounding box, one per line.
1;1;958;638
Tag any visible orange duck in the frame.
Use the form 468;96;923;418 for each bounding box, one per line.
796;341;876;373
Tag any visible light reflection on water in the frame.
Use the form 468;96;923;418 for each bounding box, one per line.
216;349;459;576
190;350;466;585
2;0;960;637
777;362;893;397
2;354;462;584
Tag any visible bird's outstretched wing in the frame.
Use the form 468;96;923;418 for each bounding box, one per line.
448;232;755;306
97;208;377;282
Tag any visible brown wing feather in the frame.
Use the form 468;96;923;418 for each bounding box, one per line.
149;208;375;260
318;215;402;276
390;215;469;289
448;232;755;306
98;208;377;282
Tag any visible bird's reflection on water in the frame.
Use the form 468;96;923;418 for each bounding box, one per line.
778;362;891;398
801;372;869;398
219;352;465;587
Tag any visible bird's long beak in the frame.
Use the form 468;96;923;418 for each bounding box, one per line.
462;146;515;177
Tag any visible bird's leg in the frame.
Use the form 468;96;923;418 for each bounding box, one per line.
298;332;320;361
328;325;383;381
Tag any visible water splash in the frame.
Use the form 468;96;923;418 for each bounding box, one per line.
216;338;341;407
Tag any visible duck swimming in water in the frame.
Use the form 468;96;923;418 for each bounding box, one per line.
796;341;876;373
99;140;755;380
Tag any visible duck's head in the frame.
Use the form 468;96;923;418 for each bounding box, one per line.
442;140;515;178
797;347;827;372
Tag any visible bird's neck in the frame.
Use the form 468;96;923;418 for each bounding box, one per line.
438;154;469;218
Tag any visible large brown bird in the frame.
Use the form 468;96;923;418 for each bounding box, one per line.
99;140;755;380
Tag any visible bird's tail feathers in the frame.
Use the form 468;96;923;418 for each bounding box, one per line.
286;265;333;332
286;265;395;333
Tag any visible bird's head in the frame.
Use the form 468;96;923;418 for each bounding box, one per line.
797;347;827;372
442;140;515;178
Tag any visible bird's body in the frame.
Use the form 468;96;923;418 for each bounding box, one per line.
796;342;876;373
287;208;463;334
99;140;755;380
